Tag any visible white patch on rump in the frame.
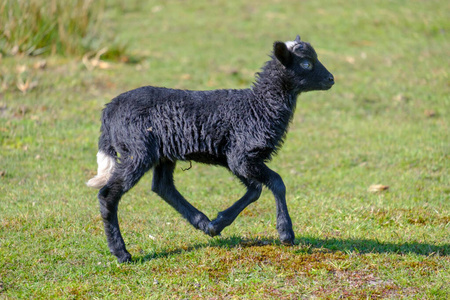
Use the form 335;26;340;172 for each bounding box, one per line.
86;151;115;189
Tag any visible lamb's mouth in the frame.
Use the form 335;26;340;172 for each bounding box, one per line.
320;81;334;90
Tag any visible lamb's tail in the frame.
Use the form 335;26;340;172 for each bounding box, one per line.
86;151;116;189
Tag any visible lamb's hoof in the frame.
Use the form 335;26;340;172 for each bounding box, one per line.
280;239;295;246
116;252;132;263
207;221;222;237
279;232;295;246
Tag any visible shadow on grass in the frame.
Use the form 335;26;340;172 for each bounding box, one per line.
133;235;449;263
297;236;449;256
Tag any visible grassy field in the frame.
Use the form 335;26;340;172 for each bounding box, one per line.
1;0;449;298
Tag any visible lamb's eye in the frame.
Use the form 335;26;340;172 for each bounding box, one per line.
300;59;313;70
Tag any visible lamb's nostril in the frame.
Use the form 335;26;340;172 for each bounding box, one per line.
328;75;334;82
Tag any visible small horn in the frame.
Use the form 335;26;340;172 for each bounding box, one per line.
295;35;301;43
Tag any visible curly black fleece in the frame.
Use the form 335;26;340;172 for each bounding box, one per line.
90;36;334;263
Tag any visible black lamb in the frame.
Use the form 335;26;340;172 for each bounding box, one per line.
87;35;334;263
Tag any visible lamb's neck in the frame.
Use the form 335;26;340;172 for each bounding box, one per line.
244;61;300;152
251;61;299;115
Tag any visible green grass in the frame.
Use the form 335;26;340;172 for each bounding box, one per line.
1;0;449;298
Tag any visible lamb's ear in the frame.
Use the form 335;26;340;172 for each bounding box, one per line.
274;42;293;67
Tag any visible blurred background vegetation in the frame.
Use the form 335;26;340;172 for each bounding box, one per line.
0;0;125;58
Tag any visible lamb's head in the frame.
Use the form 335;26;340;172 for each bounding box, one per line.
274;35;334;93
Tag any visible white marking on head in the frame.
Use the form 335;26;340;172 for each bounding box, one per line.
285;40;297;51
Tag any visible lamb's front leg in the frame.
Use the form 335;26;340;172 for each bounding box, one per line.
268;172;295;245
260;166;295;245
232;161;295;245
152;161;212;234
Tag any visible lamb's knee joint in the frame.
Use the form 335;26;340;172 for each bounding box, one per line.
270;176;286;196
249;185;263;202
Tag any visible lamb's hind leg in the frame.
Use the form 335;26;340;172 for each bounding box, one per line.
208;178;262;237
98;157;153;263
152;160;211;235
98;180;131;263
